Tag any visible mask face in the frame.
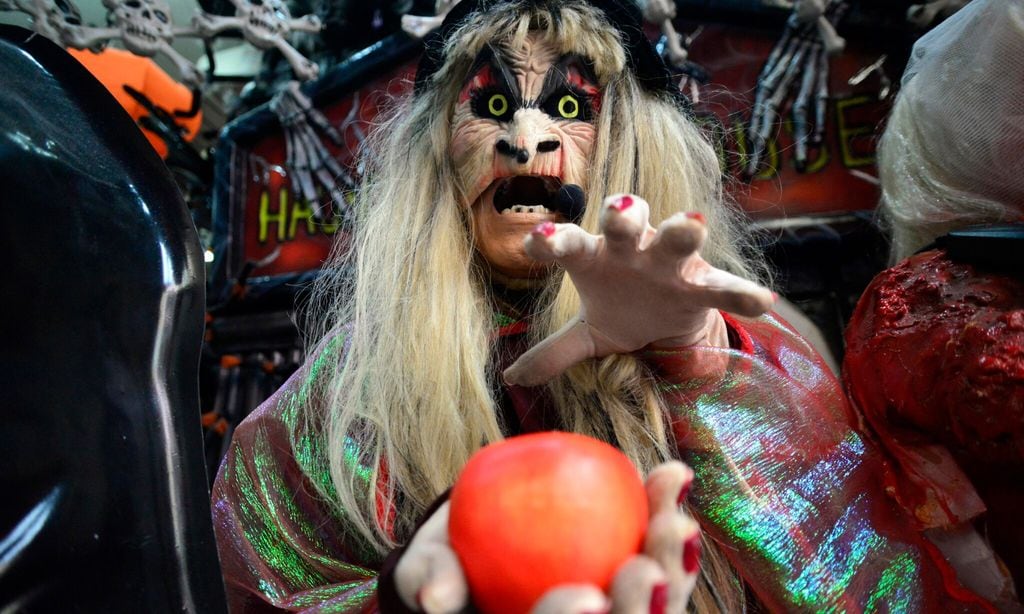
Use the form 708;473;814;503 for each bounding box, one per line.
450;32;602;280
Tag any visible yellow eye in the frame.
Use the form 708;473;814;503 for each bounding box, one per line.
557;94;580;119
488;93;509;118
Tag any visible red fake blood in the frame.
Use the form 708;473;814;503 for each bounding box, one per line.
844;249;1024;586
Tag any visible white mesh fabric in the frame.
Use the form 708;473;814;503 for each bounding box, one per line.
879;0;1024;261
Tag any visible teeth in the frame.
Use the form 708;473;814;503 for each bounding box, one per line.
500;205;551;215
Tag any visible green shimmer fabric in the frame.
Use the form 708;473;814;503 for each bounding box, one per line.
211;315;990;612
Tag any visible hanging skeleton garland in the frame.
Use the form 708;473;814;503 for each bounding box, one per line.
746;0;848;176
269;80;349;219
10;0;207;87
3;0;324;85
0;0;85;45
192;0;323;82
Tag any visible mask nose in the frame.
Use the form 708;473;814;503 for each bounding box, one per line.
496;139;530;164
495;138;561;165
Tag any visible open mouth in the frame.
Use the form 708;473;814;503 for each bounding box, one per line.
491;176;585;222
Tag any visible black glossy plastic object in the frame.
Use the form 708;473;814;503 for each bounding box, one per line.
0;27;227;611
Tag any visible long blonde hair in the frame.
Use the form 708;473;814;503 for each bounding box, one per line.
305;2;756;609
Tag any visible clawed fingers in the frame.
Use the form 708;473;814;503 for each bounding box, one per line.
610;556;669;614
395;502;469;613
692;268;776;317
646;213;708;262
644;509;701;614
642;462;701;614
524;221;602;269
532;585;609;614
599;194;653;252
644;461;694;516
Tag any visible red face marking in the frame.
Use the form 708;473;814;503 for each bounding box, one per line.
459;64;500;104
565;63;602;114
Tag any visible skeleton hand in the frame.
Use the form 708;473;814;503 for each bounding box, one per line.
397;462;702;614
745;0;848;176
504;194;773;388
269;81;345;218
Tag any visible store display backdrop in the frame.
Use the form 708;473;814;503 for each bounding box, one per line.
212;24;891;297
209;34;419;300
689;24;889;217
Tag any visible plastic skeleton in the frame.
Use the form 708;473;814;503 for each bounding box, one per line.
401;0;461;39
746;0;848;176
193;0;322;81
656;29;709;104
0;0;85;45
640;0;708;103
7;0;206;87
269;80;347;218
848;54;890;101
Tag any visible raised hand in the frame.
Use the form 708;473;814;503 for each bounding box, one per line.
395;462;702;614
503;194;774;387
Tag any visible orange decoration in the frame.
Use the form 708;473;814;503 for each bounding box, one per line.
67;48;201;159
449;432;648;614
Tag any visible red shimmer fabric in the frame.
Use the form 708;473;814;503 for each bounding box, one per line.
844;249;1024;586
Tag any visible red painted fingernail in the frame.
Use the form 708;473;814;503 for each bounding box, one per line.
683;534;702;574
771;291;779;301
535;221;556;237
611;195;634;211
685;211;706;224
677;481;691;505
649;582;668;614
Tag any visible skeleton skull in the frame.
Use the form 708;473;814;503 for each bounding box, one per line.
105;0;172;57
43;0;84;41
239;0;290;49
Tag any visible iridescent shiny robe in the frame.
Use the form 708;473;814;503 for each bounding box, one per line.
212;313;991;612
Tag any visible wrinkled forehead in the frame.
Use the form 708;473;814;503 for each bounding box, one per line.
460;33;601;104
